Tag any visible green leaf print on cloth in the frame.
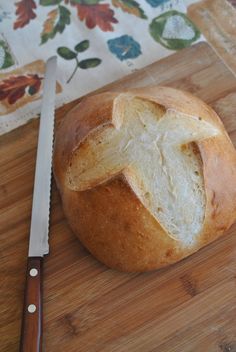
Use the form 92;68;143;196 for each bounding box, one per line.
57;40;101;83
149;10;200;50
57;47;77;60
74;40;90;52
40;0;62;5
41;5;71;44
0;40;15;69
78;58;101;68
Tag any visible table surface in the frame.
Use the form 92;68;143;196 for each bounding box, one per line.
1;42;236;352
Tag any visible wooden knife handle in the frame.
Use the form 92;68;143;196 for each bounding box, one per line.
20;257;43;352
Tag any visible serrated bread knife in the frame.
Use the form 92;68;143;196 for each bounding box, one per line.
20;56;57;352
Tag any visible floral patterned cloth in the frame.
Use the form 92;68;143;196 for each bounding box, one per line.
0;0;203;134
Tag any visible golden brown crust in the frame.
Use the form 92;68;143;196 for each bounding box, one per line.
54;92;116;186
53;86;236;272
61;175;187;272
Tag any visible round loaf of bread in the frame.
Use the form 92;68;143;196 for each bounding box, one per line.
53;86;236;272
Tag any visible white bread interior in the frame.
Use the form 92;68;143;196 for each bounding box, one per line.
67;95;219;247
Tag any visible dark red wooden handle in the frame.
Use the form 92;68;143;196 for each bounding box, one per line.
20;257;43;352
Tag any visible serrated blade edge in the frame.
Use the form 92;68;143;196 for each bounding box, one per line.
28;56;57;257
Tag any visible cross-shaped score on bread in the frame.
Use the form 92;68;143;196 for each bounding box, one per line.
67;94;219;246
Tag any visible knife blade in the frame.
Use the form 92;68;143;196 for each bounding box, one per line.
29;56;57;257
20;56;57;352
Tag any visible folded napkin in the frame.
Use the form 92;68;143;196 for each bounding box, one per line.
0;0;203;134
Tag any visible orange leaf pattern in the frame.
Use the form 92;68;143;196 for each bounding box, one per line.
0;74;42;104
12;0;150;36
112;0;147;19
74;3;118;32
14;0;37;29
42;8;58;35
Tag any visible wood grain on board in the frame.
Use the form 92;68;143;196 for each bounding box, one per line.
1;43;236;352
188;0;236;77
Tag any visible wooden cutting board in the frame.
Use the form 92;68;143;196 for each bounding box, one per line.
1;42;236;352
